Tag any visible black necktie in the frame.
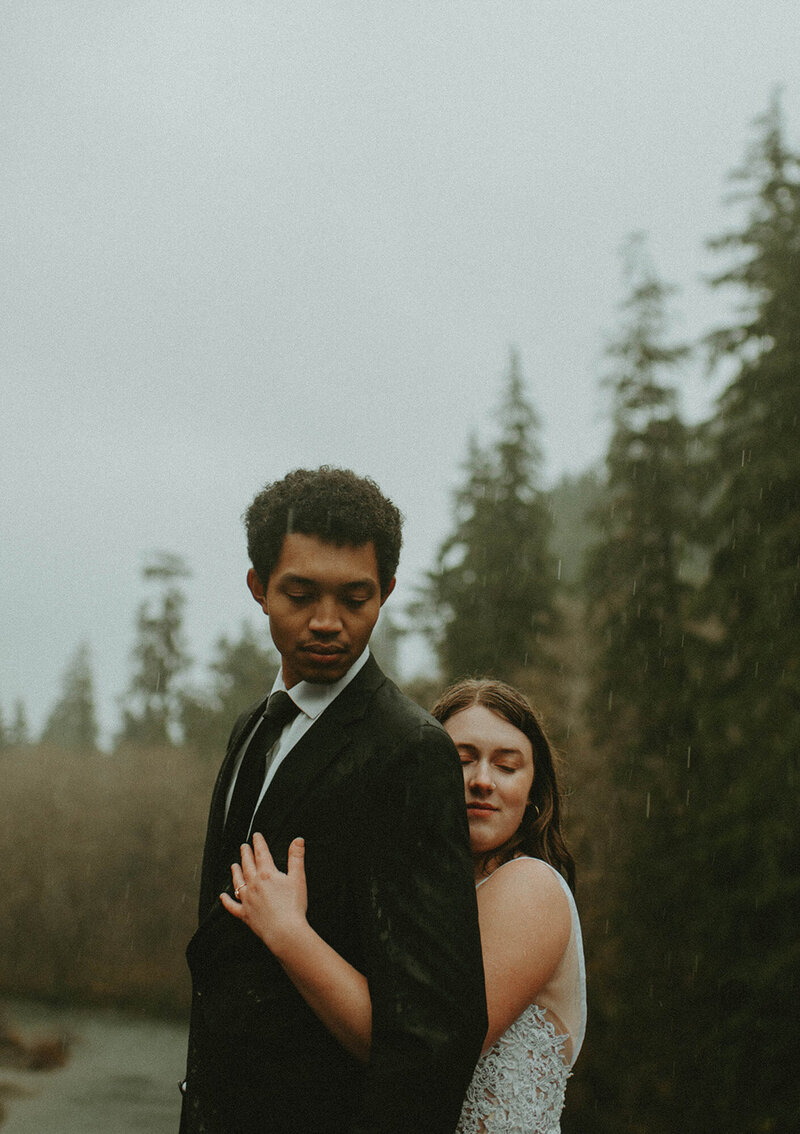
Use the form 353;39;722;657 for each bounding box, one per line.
220;691;301;874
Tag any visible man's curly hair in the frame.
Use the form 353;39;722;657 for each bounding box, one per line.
244;467;403;595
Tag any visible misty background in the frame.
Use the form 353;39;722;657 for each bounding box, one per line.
3;6;800;1134
3;1;798;743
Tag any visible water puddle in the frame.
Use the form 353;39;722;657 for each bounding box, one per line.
1;999;187;1133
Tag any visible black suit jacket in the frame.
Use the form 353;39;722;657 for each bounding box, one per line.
180;655;487;1134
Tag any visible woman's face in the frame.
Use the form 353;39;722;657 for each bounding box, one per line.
444;704;535;870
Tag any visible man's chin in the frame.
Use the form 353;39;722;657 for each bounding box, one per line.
298;654;350;683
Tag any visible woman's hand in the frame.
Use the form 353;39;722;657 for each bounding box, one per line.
222;830;372;1062
220;832;308;959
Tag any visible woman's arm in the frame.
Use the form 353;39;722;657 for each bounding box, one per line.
475;858;571;1051
220;833;372;1062
223;841;570;1062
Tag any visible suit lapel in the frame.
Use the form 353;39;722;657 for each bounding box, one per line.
197;697;267;917
191;656;386;942
251;655;385;840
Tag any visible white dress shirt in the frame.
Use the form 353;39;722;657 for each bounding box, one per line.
223;647;371;834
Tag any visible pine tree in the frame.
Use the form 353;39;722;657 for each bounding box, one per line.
686;95;800;1132
421;349;558;683
586;234;694;752
118;552;191;746
581;235;698;1132
546;469;605;588
40;642;99;751
181;622;278;758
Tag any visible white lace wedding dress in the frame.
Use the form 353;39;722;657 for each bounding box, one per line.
456;859;586;1134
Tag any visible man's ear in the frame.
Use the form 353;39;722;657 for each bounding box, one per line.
380;577;396;606
247;568;269;613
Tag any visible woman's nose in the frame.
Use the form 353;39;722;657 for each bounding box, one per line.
468;761;495;793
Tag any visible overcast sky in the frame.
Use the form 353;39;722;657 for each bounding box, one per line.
2;1;798;741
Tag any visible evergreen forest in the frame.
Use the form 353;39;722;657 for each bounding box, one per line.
1;99;798;1133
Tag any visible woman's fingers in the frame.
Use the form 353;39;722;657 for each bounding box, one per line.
252;831;276;872
220;890;244;917
221;835;309;939
229;834;277;897
287;837;306;878
287;838;308;916
239;841;256;879
221;860;249;917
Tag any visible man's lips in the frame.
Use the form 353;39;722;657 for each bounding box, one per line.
301;644;347;657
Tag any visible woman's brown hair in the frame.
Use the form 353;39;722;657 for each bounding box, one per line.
431;678;576;892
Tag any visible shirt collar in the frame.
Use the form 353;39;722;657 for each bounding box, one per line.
269;646;371;720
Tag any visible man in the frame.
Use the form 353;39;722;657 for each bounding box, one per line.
180;467;487;1134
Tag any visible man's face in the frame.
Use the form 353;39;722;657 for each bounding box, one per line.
248;532;394;689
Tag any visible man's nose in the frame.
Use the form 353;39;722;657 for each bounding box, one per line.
308;599;344;634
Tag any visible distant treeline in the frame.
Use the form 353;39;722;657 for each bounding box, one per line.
2;98;798;1134
0;743;210;1017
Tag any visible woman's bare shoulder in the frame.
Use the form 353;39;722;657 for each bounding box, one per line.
478;858;571;937
476;858;573;1046
480;856;568;900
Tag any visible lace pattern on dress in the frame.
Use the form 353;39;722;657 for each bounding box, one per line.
456;1002;570;1134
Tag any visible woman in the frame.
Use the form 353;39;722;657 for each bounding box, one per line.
222;679;586;1133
